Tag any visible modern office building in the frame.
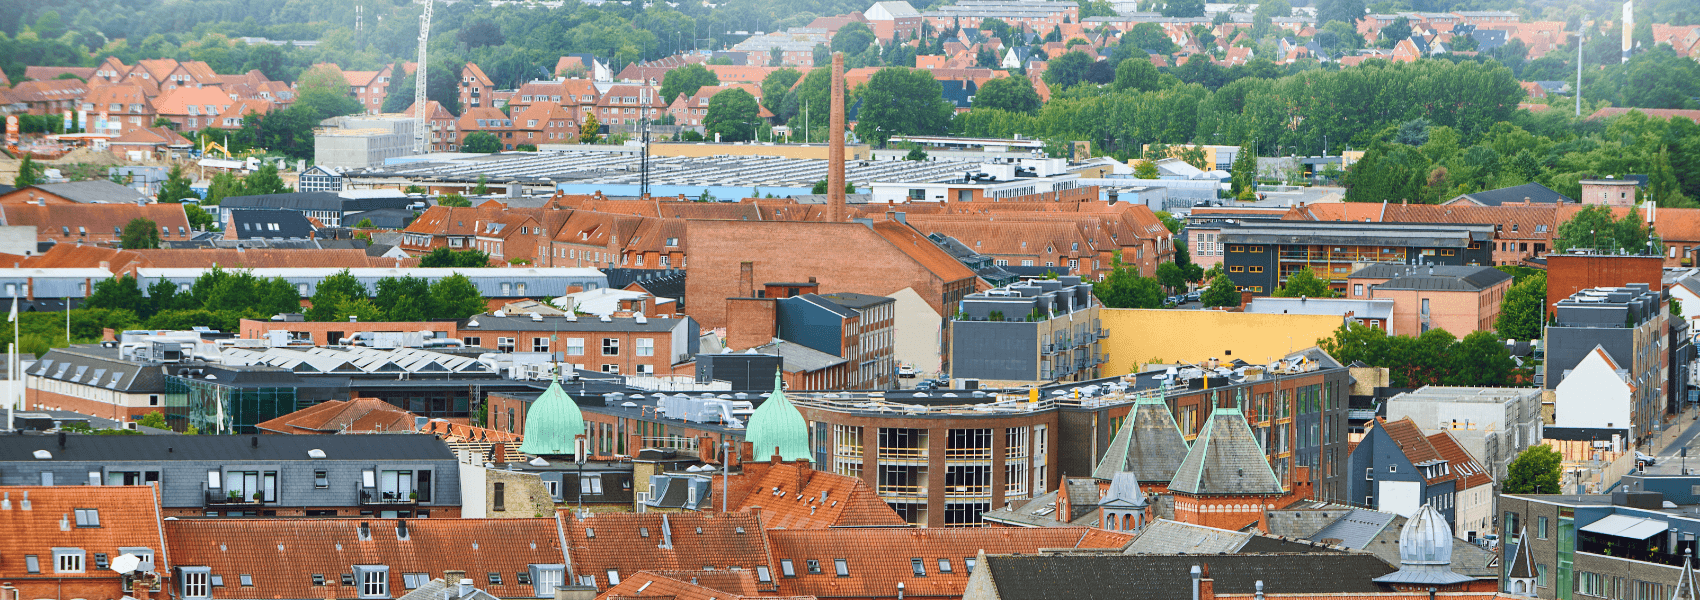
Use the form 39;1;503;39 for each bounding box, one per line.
949;276;1104;383
1218;221;1494;296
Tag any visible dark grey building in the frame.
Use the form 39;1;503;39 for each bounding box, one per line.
776;292;896;390
228;208;318;240
949;276;1103;383
1346;417;1458;529
1219;221;1496;296
0;434;460;517
222;191;413;227
1545;284;1667;442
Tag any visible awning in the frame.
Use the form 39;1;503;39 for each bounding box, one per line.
1580;514;1670;539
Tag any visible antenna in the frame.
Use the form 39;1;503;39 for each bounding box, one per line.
412;0;434;154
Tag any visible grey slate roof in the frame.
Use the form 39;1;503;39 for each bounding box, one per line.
1092;395;1190;481
750;338;848;373
979;489;1101;528
0;432;455;462
398;579;502;600
1453;182;1573;205
222;191;344;212
1309;508;1399;548
1168;408;1285;495
344;207;418;229
815;292;894;310
979;553;1397;600
229;208;317;239
1123;519;1250;554
31;180;151;203
1351;264;1512;292
31;346;169;393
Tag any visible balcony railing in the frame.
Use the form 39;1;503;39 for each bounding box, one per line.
359;488;418;505
944;448;994;461
944;485;993;498
1096;328;1109;339
878;484;925;497
878;447;928;461
204;489;268;507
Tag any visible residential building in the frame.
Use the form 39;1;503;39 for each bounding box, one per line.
225;208;318;240
1426;429;1496;542
757;292;897;390
9;79;88;115
592;85;666;126
1443;181;1573;206
813;292;897;390
81;84;156;137
457;312;699;376
1383;386;1542;481
1498;474;1700;600
512;102;580;145
456;106;516;149
0;200;191;245
1347;417;1458;526
949;277;1105;383
254;397;421;434
1545;254;1664;318
1184;206;1289;270
459;63;496;110
0;484;171;600
865;1;924;40
0;434;461;517
0;180;153;205
1344;264;1513;335
166;518;567;599
764;527;1123;600
399;100;459;152
314;115;417;169
221;191;413;227
1580;178;1640;207
152;86;234;132
1218;221;1495;296
1545;284;1666;442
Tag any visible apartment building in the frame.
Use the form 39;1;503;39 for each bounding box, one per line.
1383;385;1542;481
0;485;171;600
458;63;496;110
592;85;666;126
1218;221;1495;296
949;277;1104;384
0;435;460;518
1344;264;1513;335
457;312;699;376
1545;284;1666;443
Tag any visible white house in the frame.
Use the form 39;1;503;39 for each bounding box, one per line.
1554;346;1634;431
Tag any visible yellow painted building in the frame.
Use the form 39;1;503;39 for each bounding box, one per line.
1098;309;1343;376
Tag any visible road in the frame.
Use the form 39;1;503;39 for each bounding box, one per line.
1640;409;1700;475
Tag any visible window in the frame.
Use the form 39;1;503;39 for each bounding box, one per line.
183;568;211;597
25;555;40;573
805;560;822;575
964;557;976;573
531;565;565;597
636;338;654;357
463;337;482;348
1229;266;1244;272
834;559;849;577
605;570;619;586
498;337;516;352
1536;564;1548;588
354;567;389;598
1248;266;1264;273
602;338;619;355
74;508;100;527
911;558;927;576
1354;284;1364;296
55;548;85;573
1538;516;1549;539
533;337;550;352
489;573;503;586
1229;245;1245;252
240;575;254;586
493;482;506;511
938;559;953;574
780;560;796;577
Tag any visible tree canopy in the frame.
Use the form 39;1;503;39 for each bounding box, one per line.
973;75;1041;114
853;67;954;147
659;63;720;103
1504;445;1562;494
1319;323;1524;387
704;87;760;142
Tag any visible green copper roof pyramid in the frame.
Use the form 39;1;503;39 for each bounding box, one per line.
517;376;585;456
745;372;811;462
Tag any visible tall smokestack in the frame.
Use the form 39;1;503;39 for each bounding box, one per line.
1622;1;1633;63
828;52;847;223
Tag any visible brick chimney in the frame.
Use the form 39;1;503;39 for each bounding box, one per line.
827;52;847;223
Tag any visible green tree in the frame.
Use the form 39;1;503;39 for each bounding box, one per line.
1495;273;1547;341
1093;251;1164;308
704;88;760;142
121;218;161;249
760;68;803;122
137;411;169;430
1504;445;1562;494
380;61;461;116
13;155;42;188
906;147;929;161
333;297;386;323
1446;330;1520;387
462;131;503;153
659;63;720;103
579;112;601;143
1134;160;1159;179
973;75;1041;114
1554;205;1658;254
307;269;367;322
1113;57;1162;92
374;276;434;321
832;22;876;56
1153;210;1183;233
244;163;289;196
1042;51;1094;89
419;247;492;268
438;193;472;207
854;67;955;147
1378;17;1412;48
472;176;489;196
1156;262;1187;292
85;276;147;316
430;274;489;319
156;164;196;203
1231;144;1257;195
1199;274;1240;307
812;180;856;194
1080;0;1117;19
1315;0;1365;26
205;172;241;205
1272;267;1338;298
1161;0;1204;18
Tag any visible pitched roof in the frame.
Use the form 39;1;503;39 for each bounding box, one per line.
1123;519;1253;554
1375;417;1456;486
1092;395;1190;481
767;527;1111;599
561;512;773;590
977;553;1398;600
255;397;420;434
2;203;191;240
229;208;318;240
12;180;153;204
868;220;978;283
109;127;194;147
1425;430;1492;490
1350;264;1511;291
1450;181;1572;205
599;570;814;600
1168;408;1285;495
165;518;565;599
152;86;234;116
723;461;906;529
0;484;171;577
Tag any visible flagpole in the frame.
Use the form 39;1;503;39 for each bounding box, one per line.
8;296;16;432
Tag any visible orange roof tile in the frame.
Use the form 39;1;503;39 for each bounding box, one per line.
723;461;905;529
600;570;815;600
868;220;977;283
1375;417;1454;486
0;485;171;580
766;527;1111;598
165;518;565;599
255;398;419;434
561;512;773;591
1426;430;1492;490
1077;527;1138;550
2;203;192;238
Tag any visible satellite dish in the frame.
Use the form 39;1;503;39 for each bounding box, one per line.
111;553;142;574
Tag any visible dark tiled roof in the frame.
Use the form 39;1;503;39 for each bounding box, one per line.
1454;182;1572;205
222;192;344;212
1352;264;1512;292
1168;408;1285;495
1093;397;1190;481
230;208;317;240
0;431;455;462
165;518;564;599
980;553;1397;600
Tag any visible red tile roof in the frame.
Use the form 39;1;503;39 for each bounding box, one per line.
0;485;170;580
766;527;1111;599
255;398;419;434
723;461;906;529
1376;417;1455;486
2;203;192;240
561;511;773;591
164;518;566;599
1426;430;1493;490
598;570;813;600
868;220;978;283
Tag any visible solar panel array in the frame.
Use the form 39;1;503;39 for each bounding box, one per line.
368;150;985;189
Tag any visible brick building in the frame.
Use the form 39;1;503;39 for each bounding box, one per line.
458;312;699;376
0;484;171;600
1544;254;1664;318
1344;264;1513;335
0;200;192;245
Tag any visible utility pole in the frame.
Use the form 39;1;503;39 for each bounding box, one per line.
640;89;651;197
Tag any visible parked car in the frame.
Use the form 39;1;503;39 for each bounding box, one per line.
914;381;936;391
1184;291;1201;302
1636;451;1657;466
897;365;916;378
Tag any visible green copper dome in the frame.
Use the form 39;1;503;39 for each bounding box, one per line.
517;378;585;456
745;373;811;462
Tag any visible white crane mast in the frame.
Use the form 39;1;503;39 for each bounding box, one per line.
413;0;433;154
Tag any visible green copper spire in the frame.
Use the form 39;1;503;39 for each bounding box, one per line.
744;372;810;462
517;377;585;456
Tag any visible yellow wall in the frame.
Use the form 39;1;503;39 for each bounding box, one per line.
1099;309;1343;376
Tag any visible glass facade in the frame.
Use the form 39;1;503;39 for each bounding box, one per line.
165;376;301;434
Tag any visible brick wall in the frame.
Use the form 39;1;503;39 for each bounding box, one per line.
725;298;777;351
485;468;557;518
1545;255;1664;317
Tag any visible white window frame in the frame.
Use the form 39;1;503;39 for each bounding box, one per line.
566;338;584;356
635;338;654;357
182;568;211;597
54;548;85;573
357;566;389;598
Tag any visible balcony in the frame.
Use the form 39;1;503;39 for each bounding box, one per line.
1096;328;1109;339
944;485;993;498
878;484;926;497
359;487;419;506
944;448;994;461
204;489;269;508
877;447;928;461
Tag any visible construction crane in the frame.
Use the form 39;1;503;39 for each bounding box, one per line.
412;0;433;154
